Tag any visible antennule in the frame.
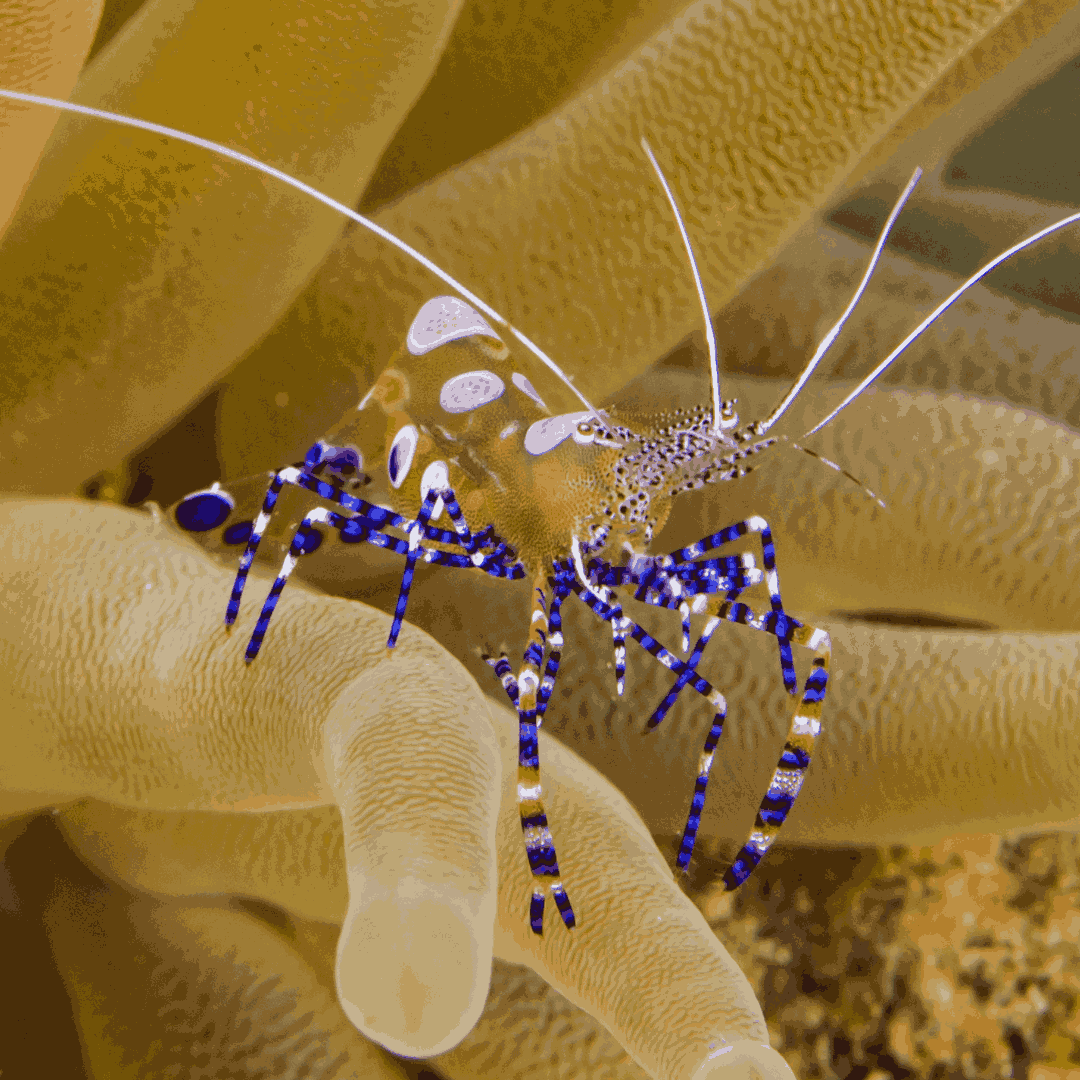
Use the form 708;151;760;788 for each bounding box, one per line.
789;442;886;509
758;167;922;435
640;138;722;438
804;206;1080;438
0;87;603;420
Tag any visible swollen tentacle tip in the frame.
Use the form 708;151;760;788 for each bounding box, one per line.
336;861;492;1058
691;1040;796;1080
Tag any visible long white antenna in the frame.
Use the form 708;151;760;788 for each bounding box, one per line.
640;138;722;437
0;87;602;419
758;167;922;434
804;207;1080;437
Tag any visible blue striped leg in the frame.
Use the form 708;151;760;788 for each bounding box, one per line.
224;448;461;630
571;582;828;884
645;592;833;885
240;504;520;661
721;619;831;890
591;553;762;608
244;506;333;662
589;575;629;695
645;617;729;869
667;516;796;693
517;572;575;934
614;581;832;883
672;621;733;870
386;479;446;651
484;653;521;708
571;537;634;697
569;583;730;866
581;529;632;680
536;564;574;721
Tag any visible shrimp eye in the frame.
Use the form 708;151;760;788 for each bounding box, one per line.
571;420;597;446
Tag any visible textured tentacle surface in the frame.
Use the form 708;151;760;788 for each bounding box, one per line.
0;0;105;233
0;0;464;494
3;0;1080;1075
3;497;793;1080
0;497;504;1059
215;0;1076;480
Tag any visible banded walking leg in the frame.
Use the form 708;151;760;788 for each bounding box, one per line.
571;585;731;868
536;563;573;722
721;619;831;890
623;583;833;883
667;516;796;693
517;572;575;934
386;478;447;650
223;448;463;629
642;589;833;884
241;503;514;661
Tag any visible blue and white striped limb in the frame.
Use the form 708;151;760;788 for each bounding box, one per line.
210;447;527;659
386;480;445;651
536;565;574;722
721;622;830;890
569;579;829;883
225;459;441;630
238;506;522;661
240;505;496;661
516;572;575;934
668;517;796;693
636;581;832;886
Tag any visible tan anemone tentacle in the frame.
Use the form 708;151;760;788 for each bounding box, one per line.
321;373;1080;854
42;875;411;1080
0;497;503;1058
0;0;464;496
3;497;795;1080
216;0;1075;477
47;798;654;1080
51;376;1080;1077
0;0;105;235
1;0;1078;1074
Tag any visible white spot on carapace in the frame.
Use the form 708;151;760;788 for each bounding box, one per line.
407;296;502;355
419;460;448;520
387;424;418;488
524;411;593;456
512;372;548;410
439;370;505;414
499;421;520;440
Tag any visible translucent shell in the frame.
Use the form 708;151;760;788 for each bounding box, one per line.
512;372;548;410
